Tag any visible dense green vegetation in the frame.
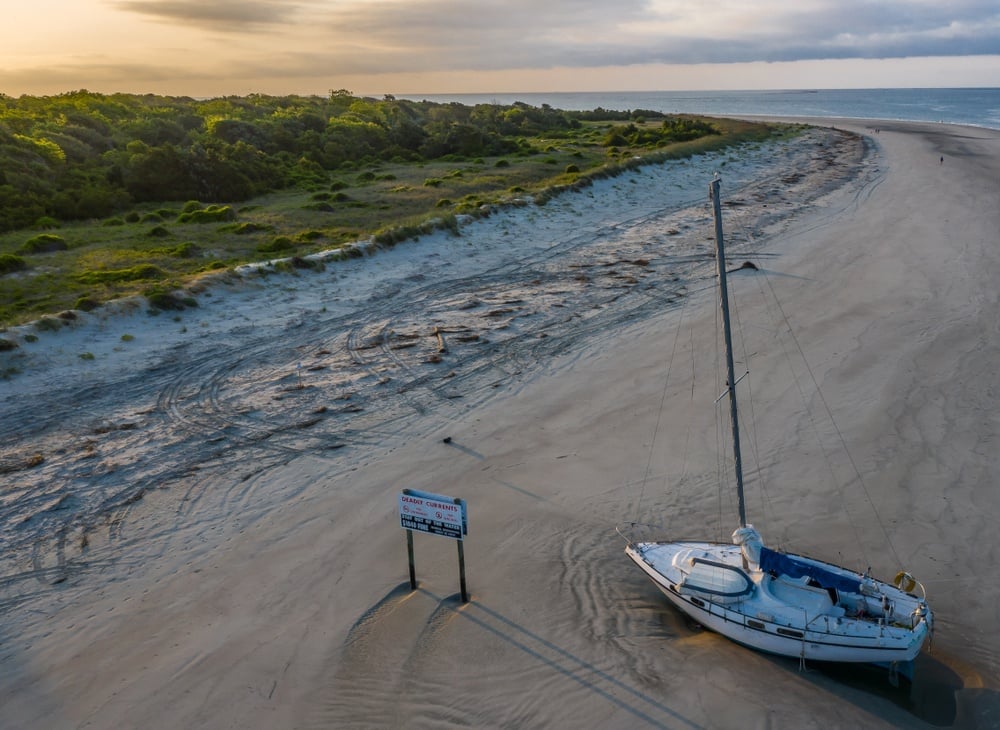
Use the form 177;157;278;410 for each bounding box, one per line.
0;89;787;325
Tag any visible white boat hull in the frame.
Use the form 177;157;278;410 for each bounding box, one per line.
626;540;932;665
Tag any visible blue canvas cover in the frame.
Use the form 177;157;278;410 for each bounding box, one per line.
758;546;863;595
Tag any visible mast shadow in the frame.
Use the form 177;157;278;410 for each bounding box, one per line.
421;588;704;729
489;477;547;501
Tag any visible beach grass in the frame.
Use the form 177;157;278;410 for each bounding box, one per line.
0;117;792;326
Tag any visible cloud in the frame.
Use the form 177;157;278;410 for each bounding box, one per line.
0;59;216;95
102;1;1000;73
6;0;998;96
112;0;307;31
310;0;1000;72
100;0;992;86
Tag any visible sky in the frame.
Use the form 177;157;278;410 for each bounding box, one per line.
1;0;998;97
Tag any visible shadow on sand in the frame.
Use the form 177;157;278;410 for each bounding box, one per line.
341;582;703;729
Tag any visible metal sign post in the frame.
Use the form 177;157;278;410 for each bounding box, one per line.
399;488;469;602
457;539;467;602
407;529;416;590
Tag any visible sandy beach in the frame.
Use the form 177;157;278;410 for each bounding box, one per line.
2;118;999;728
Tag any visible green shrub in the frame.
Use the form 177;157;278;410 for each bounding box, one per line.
283;256;319;271
423;178;443;187
103;217;125;226
140;212;163;223
373;214;461;247
121;333;134;341
147;225;171;238
296;230;323;241
257;236;296;254
455;196;486;213
223;221;271;235
565;164;580;174
34;216;60;229
311;192;332;201
75;264;165;284
35;317;63;332
168;242;200;258
182;200;203;213
494;159;510;168
75;296;100;311
19;234;67;255
332;192;350;201
436;199;453;208
0;338;18;351
603;130;629;147
79;352;95;361
0;254;27;275
124;211;141;223
176;205;235;224
146;291;197;311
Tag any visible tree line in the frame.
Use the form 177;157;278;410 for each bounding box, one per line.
0;89;699;233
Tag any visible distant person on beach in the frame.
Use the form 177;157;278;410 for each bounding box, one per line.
940;156;944;164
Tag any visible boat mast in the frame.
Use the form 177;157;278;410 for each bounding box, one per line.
710;176;748;528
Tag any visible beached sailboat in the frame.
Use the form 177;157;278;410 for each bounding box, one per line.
622;176;932;675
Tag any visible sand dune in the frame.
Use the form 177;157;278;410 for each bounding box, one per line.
1;120;998;728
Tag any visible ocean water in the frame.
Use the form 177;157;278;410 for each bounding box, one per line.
401;88;1000;130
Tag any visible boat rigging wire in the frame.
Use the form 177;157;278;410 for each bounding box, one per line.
739;225;905;573
637;282;691;516
725;254;777;535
